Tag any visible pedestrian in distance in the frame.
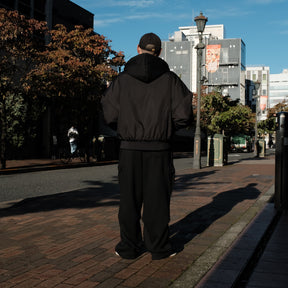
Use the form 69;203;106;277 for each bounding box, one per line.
67;126;79;154
101;32;193;260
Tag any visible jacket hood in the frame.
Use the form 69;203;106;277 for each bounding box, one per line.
124;53;170;83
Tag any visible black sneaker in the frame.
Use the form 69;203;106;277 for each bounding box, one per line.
114;248;146;260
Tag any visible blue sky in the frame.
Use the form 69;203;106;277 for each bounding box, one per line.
72;0;288;74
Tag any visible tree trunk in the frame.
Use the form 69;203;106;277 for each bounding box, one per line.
0;98;7;169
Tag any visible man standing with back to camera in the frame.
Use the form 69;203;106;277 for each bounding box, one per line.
101;33;193;260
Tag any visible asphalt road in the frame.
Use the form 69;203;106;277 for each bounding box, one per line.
0;152;256;203
0;164;119;203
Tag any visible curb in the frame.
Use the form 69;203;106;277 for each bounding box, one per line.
171;184;276;288
0;160;118;175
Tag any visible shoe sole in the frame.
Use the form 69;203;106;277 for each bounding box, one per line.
116;250;176;259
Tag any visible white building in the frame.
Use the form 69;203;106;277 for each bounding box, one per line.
176;25;225;93
246;66;270;121
269;69;288;108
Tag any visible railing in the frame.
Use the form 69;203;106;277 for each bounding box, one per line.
219;58;239;65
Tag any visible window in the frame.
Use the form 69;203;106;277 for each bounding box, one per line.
221;48;228;64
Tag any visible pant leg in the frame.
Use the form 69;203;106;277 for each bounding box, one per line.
70;141;77;154
116;150;145;259
142;150;174;260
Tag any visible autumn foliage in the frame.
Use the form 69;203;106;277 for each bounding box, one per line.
24;24;124;100
0;8;124;168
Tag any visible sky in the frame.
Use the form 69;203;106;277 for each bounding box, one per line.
72;0;288;74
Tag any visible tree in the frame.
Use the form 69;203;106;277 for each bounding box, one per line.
0;8;47;168
0;8;124;168
257;100;288;135
200;90;254;137
24;24;125;158
25;24;124;101
267;101;288;117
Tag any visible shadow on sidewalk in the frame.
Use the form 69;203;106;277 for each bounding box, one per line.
174;170;226;191
1;168;262;255
0;180;120;217
170;182;260;252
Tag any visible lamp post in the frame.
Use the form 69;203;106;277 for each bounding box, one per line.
253;81;261;156
193;12;208;169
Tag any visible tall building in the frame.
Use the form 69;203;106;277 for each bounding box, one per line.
161;32;194;91
162;24;246;103
246;66;270;121
206;38;246;104
269;69;288;108
0;0;93;30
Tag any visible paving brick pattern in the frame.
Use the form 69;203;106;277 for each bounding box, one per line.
0;157;274;287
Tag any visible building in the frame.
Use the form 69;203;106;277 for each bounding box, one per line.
161;32;194;91
246;66;270;121
206;38;246;104
0;0;93;30
269;69;288;108
162;24;246;103
162;25;225;93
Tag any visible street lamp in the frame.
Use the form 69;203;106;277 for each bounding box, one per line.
193;12;208;169
253;81;261;156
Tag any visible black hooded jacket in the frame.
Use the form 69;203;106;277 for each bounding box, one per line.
101;53;193;150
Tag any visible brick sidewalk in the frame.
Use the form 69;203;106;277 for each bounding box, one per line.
0;157;275;287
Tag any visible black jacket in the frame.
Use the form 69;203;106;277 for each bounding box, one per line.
101;53;193;150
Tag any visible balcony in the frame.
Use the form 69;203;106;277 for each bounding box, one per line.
219;58;239;66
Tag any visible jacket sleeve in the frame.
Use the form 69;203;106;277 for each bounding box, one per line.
171;74;194;130
101;79;120;126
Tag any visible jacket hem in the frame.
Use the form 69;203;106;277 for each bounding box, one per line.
120;141;170;151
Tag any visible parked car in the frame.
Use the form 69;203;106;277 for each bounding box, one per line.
230;135;253;152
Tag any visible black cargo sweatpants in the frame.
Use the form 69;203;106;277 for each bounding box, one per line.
115;149;175;260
